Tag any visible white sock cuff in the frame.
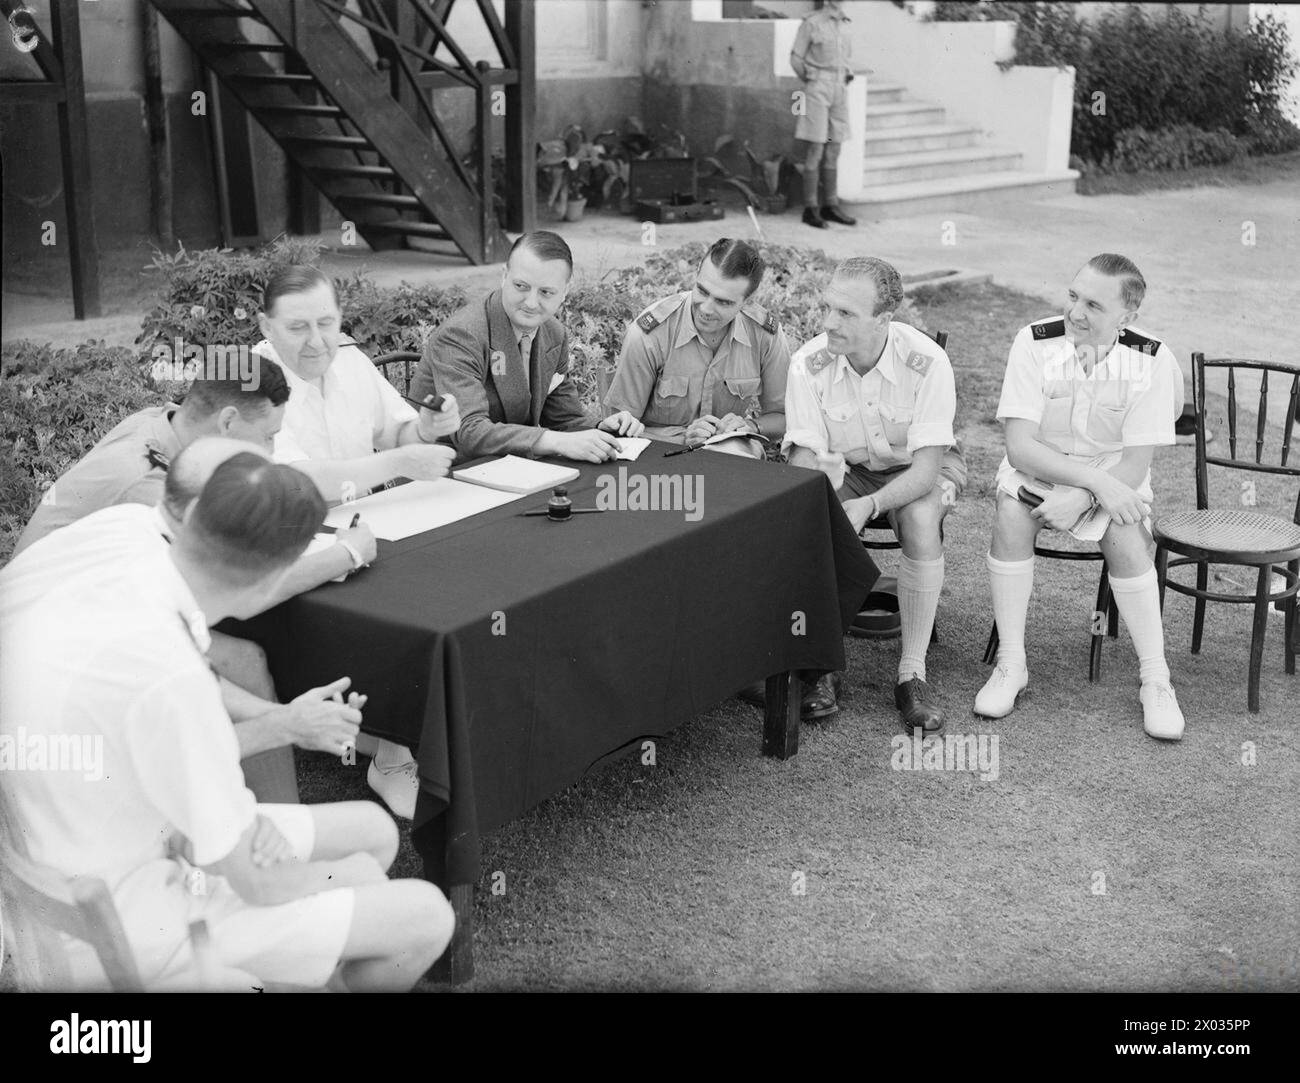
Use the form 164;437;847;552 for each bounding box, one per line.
1109;567;1158;593
987;552;1035;574
898;553;944;587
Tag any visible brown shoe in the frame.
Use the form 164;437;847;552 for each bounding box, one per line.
801;672;842;721
894;677;945;734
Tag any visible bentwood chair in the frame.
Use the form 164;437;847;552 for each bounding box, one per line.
373;350;421;396
0;793;216;991
1154;354;1300;712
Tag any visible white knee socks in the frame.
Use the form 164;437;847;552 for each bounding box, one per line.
1109;567;1171;686
987;553;1035;670
898;553;944;683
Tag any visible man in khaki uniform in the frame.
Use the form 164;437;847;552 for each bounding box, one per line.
790;0;858;230
603;238;790;459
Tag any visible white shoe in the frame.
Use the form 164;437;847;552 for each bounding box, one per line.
1140;681;1185;741
974;662;1028;718
367;756;418;819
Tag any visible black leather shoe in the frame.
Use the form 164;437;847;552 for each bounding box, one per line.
802;206;827;229
894;677;945;734
801;672;842;721
821;205;857;226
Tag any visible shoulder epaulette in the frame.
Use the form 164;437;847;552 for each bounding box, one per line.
741;302;779;336
1119;328;1162;355
338;333;358;347
804;348;835;375
1030;317;1066;341
635;293;687;335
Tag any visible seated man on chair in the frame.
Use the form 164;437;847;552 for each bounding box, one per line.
976;252;1186;741
0;453;453;991
411;230;643;463
255;264;463;815
784;256;965;732
602;237;791;458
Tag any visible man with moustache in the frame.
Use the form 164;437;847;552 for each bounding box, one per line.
602;237;790;459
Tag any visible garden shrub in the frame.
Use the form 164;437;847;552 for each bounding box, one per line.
928;2;1298;168
1109;125;1245;173
1;341;162;562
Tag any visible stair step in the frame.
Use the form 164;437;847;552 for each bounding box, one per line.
209;41;290;54
311;164;398;180
863;123;982;155
864;101;947;130
862;145;1023;186
842;169;1080;219
257;104;343;118
230;72;316;85
334;192;421;209
362;221;451;240
165;6;264;18
283;134;373;149
865;81;906;103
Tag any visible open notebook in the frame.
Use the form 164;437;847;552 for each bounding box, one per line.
452;455;580;496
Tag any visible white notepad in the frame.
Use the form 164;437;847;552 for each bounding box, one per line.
323;479;520;541
614;437;651;461
452;455;580;495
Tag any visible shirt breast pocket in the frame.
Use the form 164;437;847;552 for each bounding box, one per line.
823;401;863;451
724;375;761;409
1086;402;1127;446
652;371;694;423
878;403;913;449
1040;386;1073;438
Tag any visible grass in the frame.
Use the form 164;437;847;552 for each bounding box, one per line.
293;280;1299;992
1076;148;1300;197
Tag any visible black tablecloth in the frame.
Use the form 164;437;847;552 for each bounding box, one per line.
234;443;878;887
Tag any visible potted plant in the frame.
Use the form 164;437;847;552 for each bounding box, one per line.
700;137;792;213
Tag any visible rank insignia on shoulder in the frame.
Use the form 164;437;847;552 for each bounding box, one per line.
636;312;660;334
742;303;779;336
1119;328;1162;355
636;294;686;335
1031;318;1066;340
905;350;933;377
804;349;835;375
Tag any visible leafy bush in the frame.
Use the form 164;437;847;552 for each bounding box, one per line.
1;341;163;563
1109;125;1245;173
928;2;1299;168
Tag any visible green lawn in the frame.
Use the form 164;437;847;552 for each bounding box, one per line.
296;280;1300;992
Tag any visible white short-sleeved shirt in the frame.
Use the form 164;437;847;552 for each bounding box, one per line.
783;325;957;469
0;506;261;977
996;318;1182;461
258;338;416;463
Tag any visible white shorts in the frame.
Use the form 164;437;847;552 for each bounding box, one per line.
995;452;1154;542
64;804;355;992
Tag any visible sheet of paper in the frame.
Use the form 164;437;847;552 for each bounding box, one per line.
323;479;521;541
614;437;651;461
452;455;580;495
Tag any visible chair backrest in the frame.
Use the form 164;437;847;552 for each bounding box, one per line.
372;350;421;397
929;330;949;351
1191;353;1300;523
0;790;143;991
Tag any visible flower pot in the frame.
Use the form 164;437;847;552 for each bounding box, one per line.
563;198;587;222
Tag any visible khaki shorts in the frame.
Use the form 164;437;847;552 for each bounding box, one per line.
838;445;968;506
65;804;355;991
795;75;850;143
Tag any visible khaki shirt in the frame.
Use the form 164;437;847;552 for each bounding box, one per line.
783;325;957;470
791;6;851;83
603;292;791;443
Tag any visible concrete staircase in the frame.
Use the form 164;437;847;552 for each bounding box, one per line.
844;79;1078;218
